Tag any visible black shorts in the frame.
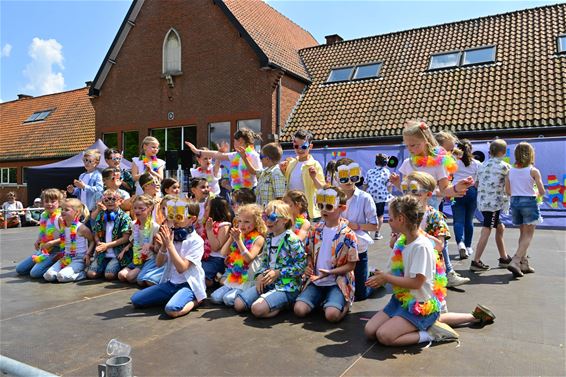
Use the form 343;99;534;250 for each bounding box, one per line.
481;210;501;229
375;202;386;217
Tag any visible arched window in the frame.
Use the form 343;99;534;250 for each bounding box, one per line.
163;28;181;75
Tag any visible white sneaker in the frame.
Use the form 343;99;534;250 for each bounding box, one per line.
427;321;459;342
447;270;470;287
458;242;467;259
466;247;474;257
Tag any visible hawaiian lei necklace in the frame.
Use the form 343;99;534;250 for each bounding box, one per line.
225;230;261;285
230;146;254;189
410;146;458;175
390;233;447;316
293;213;307;235
133;217;153;266
32;209;61;263
197;167;214;183
141;154;160;172
59;219;79;268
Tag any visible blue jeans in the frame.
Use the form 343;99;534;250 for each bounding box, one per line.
354;251;370;301
296;284;346;311
16;253;59;279
210;285;242;306
442;240;453;273
451;186;477;247
136;258;158;284
236;285;298;312
202;256;225;281
131;281;196;312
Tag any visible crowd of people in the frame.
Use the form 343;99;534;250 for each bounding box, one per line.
10;121;545;347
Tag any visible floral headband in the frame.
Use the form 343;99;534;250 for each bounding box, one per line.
336;163;361;184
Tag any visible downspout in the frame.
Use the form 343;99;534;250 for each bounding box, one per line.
276;78;282;138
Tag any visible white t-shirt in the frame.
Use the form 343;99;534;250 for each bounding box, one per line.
288;160;306;191
105;221;115;258
453;159;480;182
80;172;94;204
64;223;89;259
269;232;285;268
399;158;449;182
314;225;338;287
208;222;231;258
2;201;23;218
132;157;165;195
190;167;221;196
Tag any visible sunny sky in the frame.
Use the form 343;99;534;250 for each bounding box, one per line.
1;0;563;103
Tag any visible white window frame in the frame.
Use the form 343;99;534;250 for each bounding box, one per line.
162;28;182;75
558;35;566;55
0;168;17;184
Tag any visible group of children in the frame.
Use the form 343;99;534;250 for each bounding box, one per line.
14;122;545;347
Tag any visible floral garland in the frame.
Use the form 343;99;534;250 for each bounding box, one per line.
32;209;61;263
132;218;153;266
141;154;160;172
224;230;260;285
390;233;447;316
293;213;307;235
59;219;79;268
197;167;214;183
411;146;458;175
230;146;254;189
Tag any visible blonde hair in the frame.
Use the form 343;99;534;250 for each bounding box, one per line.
83;149;101;161
41;188;64;203
238;203;267;234
402;120;439;156
141;136;160;152
489;139;507;157
405;171;437;193
102;189;120;198
264;200;293;230
435;131;459;149
133;194;155;209
514;142;535;167
389;196;422;230
63;198;90;222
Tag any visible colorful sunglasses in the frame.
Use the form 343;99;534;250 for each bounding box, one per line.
316;188;339;211
102;196;118;203
401;180;428;195
262;212;284;222
293;141;310;150
166;199;192;222
337;163;361;184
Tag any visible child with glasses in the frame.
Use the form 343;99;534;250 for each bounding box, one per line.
104;148;134;195
121;173;162;223
86;189;132;280
234;200;306;318
210;204;266;307
131;136;165;195
294;187;358;322
67;149;104;212
334;158;378;302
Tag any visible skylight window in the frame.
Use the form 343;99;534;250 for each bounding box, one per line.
353;63;382;80
24;109;53;123
327;67;354;82
558;35;566;54
429;52;461;70
428;46;496;70
327;62;383;83
462;46;496;66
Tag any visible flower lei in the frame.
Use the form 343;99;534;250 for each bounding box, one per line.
141;154;160;172
32;209;61;263
197;167;214;183
59;219;79;268
230;146;254;189
293;213;307;235
411;146;458;175
390;233;447;316
132;218;153;266
225;230;260;285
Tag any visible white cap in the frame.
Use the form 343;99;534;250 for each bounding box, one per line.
34;198;41;203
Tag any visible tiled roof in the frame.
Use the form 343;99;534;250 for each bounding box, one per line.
0;87;95;161
223;0;318;81
282;4;566;142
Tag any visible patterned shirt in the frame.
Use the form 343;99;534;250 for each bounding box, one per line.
422;206;451;241
93;208;132;267
365;167;393;203
256;165;287;207
477;157;511;212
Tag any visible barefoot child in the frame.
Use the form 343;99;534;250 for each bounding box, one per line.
283;190;311;242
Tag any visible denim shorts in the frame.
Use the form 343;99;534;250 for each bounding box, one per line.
296;283;347;312
88;257;121;275
202;256;226;281
511;196;542;225
383;296;439;331
236;285;298;312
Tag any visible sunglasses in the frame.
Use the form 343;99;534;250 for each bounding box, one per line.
262;212;284;222
338;175;360;184
317;203;336;211
259;154;266;159
83;158;96;164
402;188;428;195
111;157;122;161
102;196;118;203
293;141;310;150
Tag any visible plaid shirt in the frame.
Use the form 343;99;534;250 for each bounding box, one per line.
256;165;287;207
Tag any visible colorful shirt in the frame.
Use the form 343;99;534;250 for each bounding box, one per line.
477;157;511;212
305;218;359;307
227;149;261;190
93;208;132;267
365;167;393;203
422;206;451;241
256;165;287;207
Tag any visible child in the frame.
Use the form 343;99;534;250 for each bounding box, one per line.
201;197;233;287
210;204;266;306
364;153;393;240
232;188;256;211
185;128;262;190
294;187;358;322
218;178;232;205
234;200;306;318
104;148;134;195
66;149;104;212
335;158;378;301
236;142;287;207
43;199;94;282
130;199;206;318
161;177;181;197
16;189;64;278
131;136;165;195
121;173;162;223
87;189;132;280
472;139;512;271
189;178;211;223
96;168;130;200
117;195;160;284
190;147;222;196
364;196;458;346
281;129;325;220
2;192;24;228
283;190;311;242
505;142;545;277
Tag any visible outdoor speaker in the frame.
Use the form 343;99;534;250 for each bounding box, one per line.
180;149;194;170
387;156;399;168
165;151;179;171
473;151;486;162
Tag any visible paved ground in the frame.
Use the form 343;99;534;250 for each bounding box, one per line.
0;226;564;376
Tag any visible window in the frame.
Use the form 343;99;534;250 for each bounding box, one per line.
151;126;197;166
558;35;566;54
237;119;261;151
429;52;461;70
353;63;382;80
122;131;139;160
24;109;53;123
429;46;496;70
208;122;231;150
1;168;17;184
102;133;118;149
163;28;181;75
327;67;354;83
462;46;496;66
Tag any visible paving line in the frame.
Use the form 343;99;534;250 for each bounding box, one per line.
339;341;377;377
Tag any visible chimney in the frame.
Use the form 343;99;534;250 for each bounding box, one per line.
85;81;93;87
17;94;33;100
325;34;343;45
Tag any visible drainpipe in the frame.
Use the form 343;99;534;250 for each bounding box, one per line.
276;78;282;137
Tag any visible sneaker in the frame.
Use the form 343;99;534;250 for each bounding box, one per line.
498;256;512;268
470;260;490;271
458;242;467;259
472;304;496;324
427;321;460;342
374;232;383;240
447;270;470;287
466;247;474;257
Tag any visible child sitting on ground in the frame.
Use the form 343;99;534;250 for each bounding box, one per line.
201;197;233;287
283;190;311;242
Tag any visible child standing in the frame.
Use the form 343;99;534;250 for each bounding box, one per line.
234;200;306;318
43;199;94;282
16;189;64;278
131;200;206;318
294;187;358;322
505;142;545;277
283;190;311;242
104;148;134;195
210;204;266;306
364;153;393;240
66;149;104;212
131;136;165;195
364;196;458;346
190;147;222;196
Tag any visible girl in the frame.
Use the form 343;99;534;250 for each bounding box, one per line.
185;128;262;190
121;173;162;223
201;197;233;287
234;200;306;318
365;196;458;346
117;195;161;284
16;189;64;278
161;178;180;197
283;190;311;242
190;147;222;196
130;199;206;318
43;199;94;282
210;204;266;306
131;136;165;195
505;142;545;277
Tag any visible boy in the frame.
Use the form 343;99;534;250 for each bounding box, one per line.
472;139;512;271
86;189;132;280
294;187;358;322
67;149;103;212
335;158;378;301
282;129;325;220
237;142;286;207
104;148;134;195
91;168;131;220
